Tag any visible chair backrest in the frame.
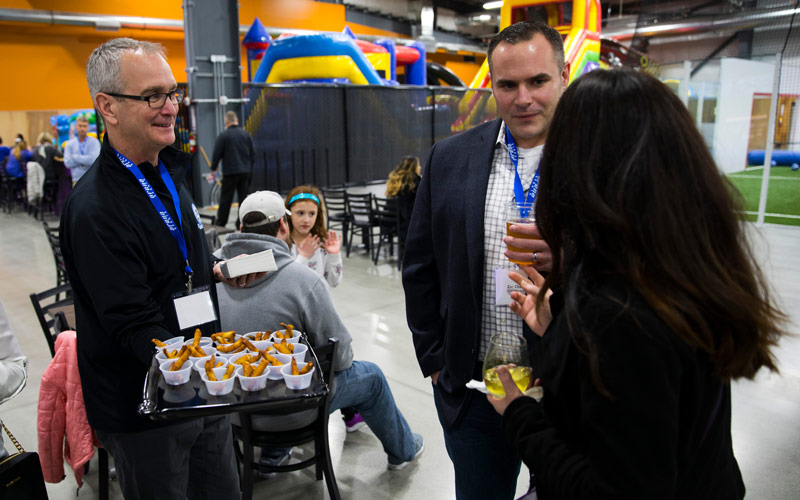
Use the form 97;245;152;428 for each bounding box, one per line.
29;283;74;357
346;192;373;224
42;222;68;287
373;197;398;227
320;188;347;215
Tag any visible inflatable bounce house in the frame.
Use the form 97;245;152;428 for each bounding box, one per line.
245;19;427;87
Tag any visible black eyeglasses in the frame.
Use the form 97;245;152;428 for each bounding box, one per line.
106;88;185;108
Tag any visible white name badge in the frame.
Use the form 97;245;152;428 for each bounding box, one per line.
172;285;217;330
495;268;523;306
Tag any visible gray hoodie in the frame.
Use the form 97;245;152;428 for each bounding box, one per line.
214;233;354;372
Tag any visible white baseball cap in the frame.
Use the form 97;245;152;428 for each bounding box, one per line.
238;191;291;227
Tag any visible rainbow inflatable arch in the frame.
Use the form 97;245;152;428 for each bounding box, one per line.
469;0;602;88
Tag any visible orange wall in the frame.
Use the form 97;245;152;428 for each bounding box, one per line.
0;0;483;119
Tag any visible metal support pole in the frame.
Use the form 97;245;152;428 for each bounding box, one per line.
757;51;783;226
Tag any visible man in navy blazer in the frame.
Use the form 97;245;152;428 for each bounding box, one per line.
402;21;569;500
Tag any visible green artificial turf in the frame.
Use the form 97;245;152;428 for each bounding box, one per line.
726;166;800;227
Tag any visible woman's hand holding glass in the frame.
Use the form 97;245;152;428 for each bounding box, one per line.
508;266;553;337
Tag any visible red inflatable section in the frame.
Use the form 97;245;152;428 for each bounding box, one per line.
395;45;420;65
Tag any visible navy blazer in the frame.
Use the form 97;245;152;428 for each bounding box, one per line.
403;118;514;428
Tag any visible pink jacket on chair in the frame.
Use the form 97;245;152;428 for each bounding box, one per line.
37;330;98;486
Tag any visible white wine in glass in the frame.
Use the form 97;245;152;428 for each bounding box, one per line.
483;332;532;397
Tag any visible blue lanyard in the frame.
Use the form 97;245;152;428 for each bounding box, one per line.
505;125;539;219
78;138;86;156
114;149;194;289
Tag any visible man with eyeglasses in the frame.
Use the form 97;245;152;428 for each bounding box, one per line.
60;38;246;499
63;115;100;184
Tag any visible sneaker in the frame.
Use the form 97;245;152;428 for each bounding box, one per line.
344;412;366;433
387;433;424;471
257;448;292;480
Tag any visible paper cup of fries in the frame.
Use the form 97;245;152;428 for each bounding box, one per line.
243;332;272;351
289;343;308;363
194;355;228;373
272;352;293;366
165;336;185;346
200;366;236;396
271;330;302;344
155;348;180;364
185;337;213;348
159;360;192;385
236;367;269;392
280;362;315;390
188;345;217;359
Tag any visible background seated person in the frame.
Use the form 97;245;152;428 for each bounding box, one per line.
214;191;424;472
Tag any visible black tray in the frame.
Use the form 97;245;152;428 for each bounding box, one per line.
138;339;328;420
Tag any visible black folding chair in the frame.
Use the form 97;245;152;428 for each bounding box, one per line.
372;196;399;266
345;192;374;258
320;188;350;246
233;338;341;500
30;283;110;499
42;222;69;292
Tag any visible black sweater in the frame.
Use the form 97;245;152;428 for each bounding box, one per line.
503;279;745;499
60;138;218;433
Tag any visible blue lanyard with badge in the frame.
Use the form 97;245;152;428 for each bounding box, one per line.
495;125;540;307
115;149;217;331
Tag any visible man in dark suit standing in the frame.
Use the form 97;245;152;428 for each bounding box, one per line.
402;21;568;500
210;110;255;228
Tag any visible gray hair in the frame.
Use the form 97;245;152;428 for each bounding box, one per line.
86;38;166;100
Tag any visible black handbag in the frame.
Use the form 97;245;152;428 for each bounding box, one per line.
0;422;48;500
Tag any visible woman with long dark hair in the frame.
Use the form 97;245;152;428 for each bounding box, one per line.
488;69;785;499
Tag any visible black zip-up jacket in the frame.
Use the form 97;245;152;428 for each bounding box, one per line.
210;124;255;176
60;137;218;433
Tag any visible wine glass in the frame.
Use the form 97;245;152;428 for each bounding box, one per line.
482;332;531;397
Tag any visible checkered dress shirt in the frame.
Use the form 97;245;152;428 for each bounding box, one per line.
479;124;543;360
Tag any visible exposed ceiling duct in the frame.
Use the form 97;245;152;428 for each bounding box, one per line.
603;4;800;41
0;7;484;53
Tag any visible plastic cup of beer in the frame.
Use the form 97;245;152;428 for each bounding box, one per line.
505;202;538;265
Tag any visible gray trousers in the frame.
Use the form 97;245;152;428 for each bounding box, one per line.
95;415;240;500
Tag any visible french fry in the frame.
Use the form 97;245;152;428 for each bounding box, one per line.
282;323;294;336
162;347;178;359
262;353;282;366
299;361;313;375
171;347;190;371
217;339;243;353
287;343;295;353
215;361;224;368
204;355;216;372
291;357;299;375
241;338;258;352
152;338;167;348
205;365;217;381
242;363;253;377
188;345;205;357
223;364;235;380
192;328;202;347
252;359;268;376
273;342;291;354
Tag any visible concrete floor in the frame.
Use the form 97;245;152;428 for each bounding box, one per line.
1;207;798;500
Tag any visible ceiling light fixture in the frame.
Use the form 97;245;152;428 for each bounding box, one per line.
483;1;503;9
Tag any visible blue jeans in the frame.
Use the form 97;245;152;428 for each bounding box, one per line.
434;384;521;500
263;360;417;463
